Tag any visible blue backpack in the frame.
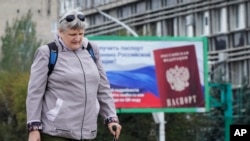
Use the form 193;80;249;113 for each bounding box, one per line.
47;42;96;76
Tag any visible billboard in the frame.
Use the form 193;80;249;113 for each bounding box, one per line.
89;36;209;113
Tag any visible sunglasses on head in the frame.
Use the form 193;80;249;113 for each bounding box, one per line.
59;14;85;23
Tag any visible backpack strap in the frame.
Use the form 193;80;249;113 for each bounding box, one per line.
47;42;96;76
87;42;96;63
47;42;58;76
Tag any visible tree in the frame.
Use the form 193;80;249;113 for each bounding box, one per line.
0;12;42;141
0;11;42;72
95;113;155;141
0;72;29;141
234;77;250;124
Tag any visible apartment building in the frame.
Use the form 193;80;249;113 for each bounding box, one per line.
0;0;58;43
75;0;250;88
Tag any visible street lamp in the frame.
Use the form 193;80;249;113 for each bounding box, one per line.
95;8;138;37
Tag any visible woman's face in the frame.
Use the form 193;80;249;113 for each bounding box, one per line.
59;29;84;50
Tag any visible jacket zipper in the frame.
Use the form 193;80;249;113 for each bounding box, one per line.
73;51;87;140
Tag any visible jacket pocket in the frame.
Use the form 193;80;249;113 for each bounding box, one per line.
54;128;76;139
46;98;63;121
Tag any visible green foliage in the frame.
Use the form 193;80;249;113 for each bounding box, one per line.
96;113;156;141
12;73;30;131
233;77;250;124
0;11;41;72
0;72;29;141
0;11;41;141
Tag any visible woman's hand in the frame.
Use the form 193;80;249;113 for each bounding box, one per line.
28;130;41;141
108;122;122;140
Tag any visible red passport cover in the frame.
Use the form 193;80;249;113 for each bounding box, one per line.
153;45;204;108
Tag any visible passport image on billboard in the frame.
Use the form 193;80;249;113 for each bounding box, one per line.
153;45;204;108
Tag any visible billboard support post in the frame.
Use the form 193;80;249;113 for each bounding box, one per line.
95;8;166;141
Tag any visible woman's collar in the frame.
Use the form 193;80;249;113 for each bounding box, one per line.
82;37;89;49
58;37;85;51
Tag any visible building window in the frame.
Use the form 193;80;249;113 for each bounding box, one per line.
167;0;177;6
233;32;245;48
177;0;183;4
212;9;221;33
76;0;83;6
134;25;143;35
212;8;227;33
230;62;243;86
178;16;186;36
161;0;168;7
146;0;152;11
230;4;245;30
149;22;157;35
183;0;192;2
96;0;104;6
89;15;96;25
214;35;228;51
196;11;210;36
247;1;250;28
247;31;250;45
164;18;174;36
196;12;202;36
85;0;92;9
185;14;194;37
47;0;51;16
131;4;137;14
117;8;123;18
103;10;110;22
232;4;240;29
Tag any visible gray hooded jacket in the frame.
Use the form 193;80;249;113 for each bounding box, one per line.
26;36;117;140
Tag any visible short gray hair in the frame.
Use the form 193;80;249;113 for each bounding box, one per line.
58;9;88;31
